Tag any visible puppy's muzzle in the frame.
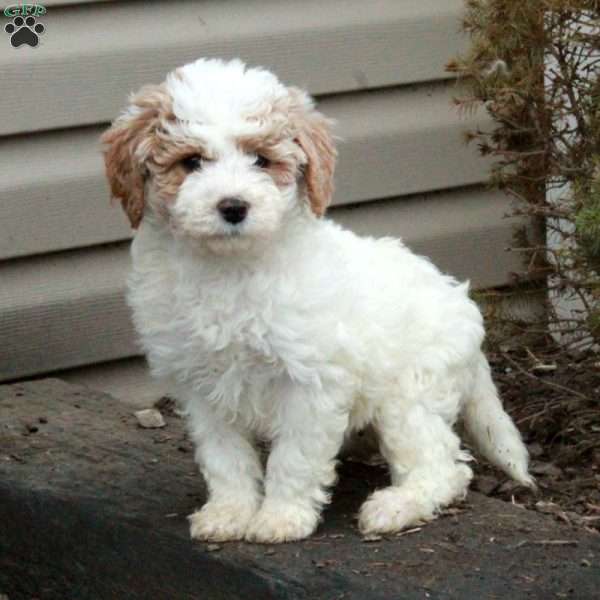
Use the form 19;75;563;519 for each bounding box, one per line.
217;197;249;225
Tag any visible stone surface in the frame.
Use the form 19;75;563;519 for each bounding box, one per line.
1;379;599;599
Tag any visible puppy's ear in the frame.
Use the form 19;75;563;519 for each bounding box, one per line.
100;85;172;229
290;88;337;217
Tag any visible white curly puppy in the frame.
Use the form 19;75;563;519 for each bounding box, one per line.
101;58;533;544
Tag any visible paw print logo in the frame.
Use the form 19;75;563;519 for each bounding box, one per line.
4;15;45;48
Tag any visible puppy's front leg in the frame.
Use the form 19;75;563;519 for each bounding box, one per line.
186;402;263;542
246;379;349;543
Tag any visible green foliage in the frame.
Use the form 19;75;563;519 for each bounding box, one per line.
587;305;600;342
448;0;600;350
575;172;600;260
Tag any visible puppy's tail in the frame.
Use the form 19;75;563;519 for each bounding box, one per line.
463;355;536;488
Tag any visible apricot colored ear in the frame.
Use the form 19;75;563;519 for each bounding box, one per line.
100;85;171;228
290;89;337;216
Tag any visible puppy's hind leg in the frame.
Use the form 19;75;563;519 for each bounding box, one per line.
358;402;472;535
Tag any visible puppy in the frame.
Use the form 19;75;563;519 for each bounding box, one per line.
101;58;533;544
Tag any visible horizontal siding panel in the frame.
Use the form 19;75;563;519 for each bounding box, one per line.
0;82;490;260
0;243;135;382
332;84;491;207
334;188;523;289
0;0;465;136
0;126;131;260
0;187;520;381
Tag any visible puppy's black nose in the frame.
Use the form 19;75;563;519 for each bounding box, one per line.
217;197;249;224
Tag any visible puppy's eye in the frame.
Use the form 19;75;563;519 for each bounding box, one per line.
254;154;271;169
180;155;203;172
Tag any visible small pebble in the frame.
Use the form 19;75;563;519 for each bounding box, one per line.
134;409;166;429
206;544;221;552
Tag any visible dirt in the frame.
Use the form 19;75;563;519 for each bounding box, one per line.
477;350;600;535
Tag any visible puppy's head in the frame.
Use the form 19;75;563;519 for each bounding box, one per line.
101;58;336;253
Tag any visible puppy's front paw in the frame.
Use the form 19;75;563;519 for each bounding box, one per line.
189;500;259;542
358;488;433;535
245;502;318;544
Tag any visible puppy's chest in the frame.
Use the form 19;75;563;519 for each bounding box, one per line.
179;292;278;365
136;265;298;382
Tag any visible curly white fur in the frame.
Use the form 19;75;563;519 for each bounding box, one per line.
103;58;534;544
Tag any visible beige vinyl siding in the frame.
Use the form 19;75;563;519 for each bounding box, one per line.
1;0;465;136
0;0;514;381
